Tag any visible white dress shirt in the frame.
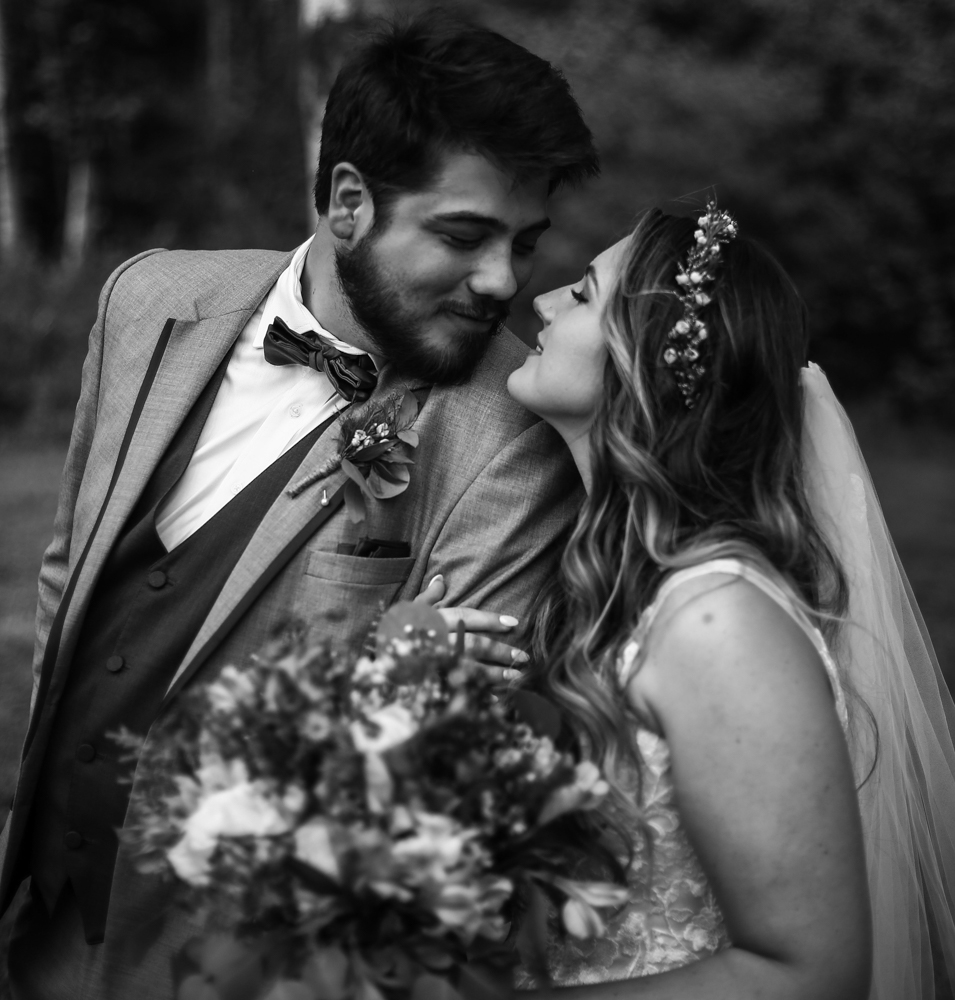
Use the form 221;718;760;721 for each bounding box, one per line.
155;237;366;550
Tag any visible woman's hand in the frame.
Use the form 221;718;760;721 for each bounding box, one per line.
415;574;529;684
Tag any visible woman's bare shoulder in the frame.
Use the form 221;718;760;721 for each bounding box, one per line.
627;571;828;727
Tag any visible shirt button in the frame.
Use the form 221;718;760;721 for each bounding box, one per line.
147;570;167;589
230;482;241;495
64;831;84;850
106;655;124;673
75;744;96;763
289;403;302;418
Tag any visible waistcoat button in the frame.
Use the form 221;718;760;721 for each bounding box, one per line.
64;831;84;850
106;655;124;673
147;570;167;589
75;744;96;763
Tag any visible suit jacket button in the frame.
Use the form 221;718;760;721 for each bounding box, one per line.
75;744;96;763
147;570;168;589
106;655;124;673
64;831;84;850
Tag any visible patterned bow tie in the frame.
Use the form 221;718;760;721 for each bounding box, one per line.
263;316;378;403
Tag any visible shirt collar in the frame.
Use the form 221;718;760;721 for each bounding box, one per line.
252;236;367;357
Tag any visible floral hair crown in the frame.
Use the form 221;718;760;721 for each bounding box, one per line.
663;200;738;407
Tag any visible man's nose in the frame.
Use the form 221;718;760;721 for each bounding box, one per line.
469;246;519;302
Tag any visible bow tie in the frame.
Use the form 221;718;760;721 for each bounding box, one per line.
263;316;378;403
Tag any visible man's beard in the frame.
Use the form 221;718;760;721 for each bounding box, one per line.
335;231;508;385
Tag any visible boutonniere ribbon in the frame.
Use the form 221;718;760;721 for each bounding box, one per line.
286;390;420;525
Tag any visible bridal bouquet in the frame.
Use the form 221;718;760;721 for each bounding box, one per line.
120;604;629;1000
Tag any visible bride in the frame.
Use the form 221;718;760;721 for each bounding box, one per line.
428;204;955;998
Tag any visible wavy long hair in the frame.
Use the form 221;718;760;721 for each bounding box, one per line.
531;208;850;815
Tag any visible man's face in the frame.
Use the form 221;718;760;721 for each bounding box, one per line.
335;150;550;384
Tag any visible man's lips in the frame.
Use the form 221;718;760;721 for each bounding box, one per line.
447;310;498;326
440;302;508;328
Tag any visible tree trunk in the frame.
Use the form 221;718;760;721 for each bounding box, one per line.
298;0;354;231
298;57;325;232
61;153;92;266
206;0;232;135
0;7;21;257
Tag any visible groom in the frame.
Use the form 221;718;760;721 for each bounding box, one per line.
0;14;597;999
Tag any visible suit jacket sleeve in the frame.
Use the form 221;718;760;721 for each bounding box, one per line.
421;418;581;641
30;250;162;709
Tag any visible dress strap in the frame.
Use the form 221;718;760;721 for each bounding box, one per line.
617;558;848;728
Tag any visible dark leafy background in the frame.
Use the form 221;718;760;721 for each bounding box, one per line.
1;0;954;426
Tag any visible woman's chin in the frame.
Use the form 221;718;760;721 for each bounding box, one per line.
505;363;538;413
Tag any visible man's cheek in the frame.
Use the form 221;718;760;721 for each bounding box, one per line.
513;256;536;292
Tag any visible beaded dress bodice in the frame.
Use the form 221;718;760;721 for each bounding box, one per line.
518;559;848;988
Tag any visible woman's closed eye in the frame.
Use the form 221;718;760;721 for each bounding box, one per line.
571;287;588;305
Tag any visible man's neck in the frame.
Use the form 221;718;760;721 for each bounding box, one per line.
301;221;381;360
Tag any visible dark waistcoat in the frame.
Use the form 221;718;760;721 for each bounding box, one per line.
27;357;334;944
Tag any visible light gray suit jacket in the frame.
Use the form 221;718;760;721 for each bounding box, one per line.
0;247;581;997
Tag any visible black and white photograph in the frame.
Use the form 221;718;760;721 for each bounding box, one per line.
1;1;953;998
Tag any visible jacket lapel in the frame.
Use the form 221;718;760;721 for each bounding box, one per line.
47;253;294;710
163;363;418;702
74;315;244;592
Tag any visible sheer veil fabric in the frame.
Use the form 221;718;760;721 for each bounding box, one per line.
801;363;955;999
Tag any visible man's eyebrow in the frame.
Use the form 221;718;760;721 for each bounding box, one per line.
430;211;551;235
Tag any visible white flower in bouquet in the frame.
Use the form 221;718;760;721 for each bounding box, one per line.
352;653;392;684
390;811;472;878
562;897;608;939
293;817;341;881
168;766;299;886
205;664;257;713
349;702;418;754
539;873;632;940
194;751;249;796
536;760;610;825
430;875;514;942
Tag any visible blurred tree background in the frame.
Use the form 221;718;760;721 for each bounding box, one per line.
0;0;954;434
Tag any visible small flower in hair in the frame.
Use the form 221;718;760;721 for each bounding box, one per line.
664;200;738;407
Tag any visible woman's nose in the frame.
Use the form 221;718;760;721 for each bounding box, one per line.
533;290;556;324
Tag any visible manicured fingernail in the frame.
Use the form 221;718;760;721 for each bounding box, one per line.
428;574;444;587
499;615;519;627
510;649;529;664
503;668;522;681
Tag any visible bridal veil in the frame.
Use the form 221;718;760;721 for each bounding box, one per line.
801;363;955;1000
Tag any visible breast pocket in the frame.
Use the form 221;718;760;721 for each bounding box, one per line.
295;550;417;653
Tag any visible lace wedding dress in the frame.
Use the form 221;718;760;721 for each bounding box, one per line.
518;557;848;987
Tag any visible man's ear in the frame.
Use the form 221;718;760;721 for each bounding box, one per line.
327;162;375;242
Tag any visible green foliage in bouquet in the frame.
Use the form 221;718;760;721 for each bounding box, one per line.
118;603;630;1000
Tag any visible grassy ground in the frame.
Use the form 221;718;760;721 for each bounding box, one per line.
0;414;953;993
0;444;63;823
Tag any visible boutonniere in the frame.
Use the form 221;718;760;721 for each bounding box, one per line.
287;390;420;524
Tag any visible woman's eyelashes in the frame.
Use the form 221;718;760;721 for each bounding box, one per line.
571;286;588;305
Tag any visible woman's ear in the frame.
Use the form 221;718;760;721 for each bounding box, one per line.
327;162;375;243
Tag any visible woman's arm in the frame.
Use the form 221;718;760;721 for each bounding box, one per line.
562;574;871;1000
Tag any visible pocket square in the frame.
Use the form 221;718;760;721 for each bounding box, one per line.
337;538;412;559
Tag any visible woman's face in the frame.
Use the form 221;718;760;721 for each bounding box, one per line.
507;237;628;443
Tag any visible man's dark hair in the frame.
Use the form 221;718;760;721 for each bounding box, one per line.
313;12;599;216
